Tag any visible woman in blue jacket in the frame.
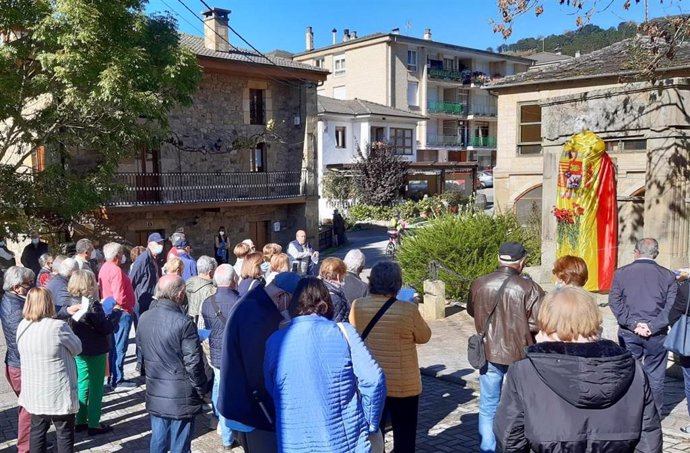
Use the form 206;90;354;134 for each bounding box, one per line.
264;277;386;453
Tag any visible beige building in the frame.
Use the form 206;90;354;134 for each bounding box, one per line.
293;28;532;169
488;37;690;281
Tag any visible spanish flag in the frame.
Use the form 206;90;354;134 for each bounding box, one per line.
556;131;617;292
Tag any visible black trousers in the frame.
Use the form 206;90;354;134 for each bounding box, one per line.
380;395;419;453
30;413;75;453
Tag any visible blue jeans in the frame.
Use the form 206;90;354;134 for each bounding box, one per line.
109;311;132;386
478;362;509;453
619;329;668;413
212;367;234;446
149;414;194;453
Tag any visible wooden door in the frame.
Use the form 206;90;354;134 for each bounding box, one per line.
248;221;270;249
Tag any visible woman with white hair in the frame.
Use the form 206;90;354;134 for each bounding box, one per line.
36;253;54;288
46;257;79;313
342;248;368;304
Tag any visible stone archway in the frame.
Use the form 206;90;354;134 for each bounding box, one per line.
513;184;542;225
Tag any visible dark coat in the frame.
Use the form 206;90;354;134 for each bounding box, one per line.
494;340;662;453
57;296;119;356
0;292;24;368
323;279;350;323
137;298;207;419
20;241;49;276
237;278;263;298
129;249;160;313
218;286;283;431
45;275;70;309
200;287;240;369
609;259;677;335
670;279;689;327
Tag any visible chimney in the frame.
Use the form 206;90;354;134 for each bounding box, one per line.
202;8;231;52
343;28;350;42
306;26;314;51
352;31;358;39
424;28;432;40
332;28;337;45
391;28;400;35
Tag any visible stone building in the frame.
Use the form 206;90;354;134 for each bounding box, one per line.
104;8;328;254
488;37;690;282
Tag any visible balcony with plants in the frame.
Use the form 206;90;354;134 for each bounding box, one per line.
427;100;466;116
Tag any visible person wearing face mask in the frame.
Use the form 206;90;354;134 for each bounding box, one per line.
552;255;589;289
129;233;165;377
0;266;36;453
20;231;49;277
137;274;208;453
466;242;545;453
215;227;229;264
319;257;350;323
217;271;302;453
98;242;137;392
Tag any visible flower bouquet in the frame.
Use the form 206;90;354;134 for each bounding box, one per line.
553;202;585;249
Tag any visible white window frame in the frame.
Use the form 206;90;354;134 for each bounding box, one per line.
517;103;542;156
334;55;346;76
407;50;418;71
314;57;325;68
335;126;346;148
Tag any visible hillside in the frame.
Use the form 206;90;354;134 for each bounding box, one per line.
497;22;639;57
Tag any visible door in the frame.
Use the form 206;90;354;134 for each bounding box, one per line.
135;146;161;203
135;229;165;247
251;143;267;172
248;221;270;249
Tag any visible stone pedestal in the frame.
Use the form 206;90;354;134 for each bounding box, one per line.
421;280;446;321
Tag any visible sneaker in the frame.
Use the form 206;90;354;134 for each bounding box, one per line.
113;381;138;392
75;424;88;433
88;424;113;436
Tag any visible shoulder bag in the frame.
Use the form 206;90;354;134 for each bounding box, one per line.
361;296;397;340
664;283;690;356
467;276;514;370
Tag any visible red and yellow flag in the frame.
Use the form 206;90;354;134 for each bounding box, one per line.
555;131;617;292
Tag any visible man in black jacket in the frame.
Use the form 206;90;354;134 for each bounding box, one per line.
20;232;49;276
609;238;677;415
137;274;207;453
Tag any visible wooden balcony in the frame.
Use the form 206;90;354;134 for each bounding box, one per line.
108;171;306;209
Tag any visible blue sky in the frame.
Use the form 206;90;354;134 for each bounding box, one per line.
146;0;681;53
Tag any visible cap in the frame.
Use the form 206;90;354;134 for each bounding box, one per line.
272;272;302;295
148;232;165;243
499;242;527;262
174;238;189;249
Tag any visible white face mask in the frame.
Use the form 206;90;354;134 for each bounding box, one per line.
152;244;164;256
219;231;225;236
555;281;564;289
120;254;127;265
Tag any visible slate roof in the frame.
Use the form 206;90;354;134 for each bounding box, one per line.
527;51;573;66
489;37;690;89
179;33;328;74
317;96;427;119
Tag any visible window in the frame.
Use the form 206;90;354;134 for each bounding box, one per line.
407;50;418;71
335;127;346;148
314;57;325;68
249;89;265;125
333;85;346;100
407;82;419;107
443;58;455;71
605;139;647;152
518;103;541;155
251;143;266;172
334;55;346;75
392;128;413;155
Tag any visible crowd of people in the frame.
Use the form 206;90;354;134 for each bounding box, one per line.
0;229;690;453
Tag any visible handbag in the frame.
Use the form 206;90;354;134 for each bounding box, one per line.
467;276;514;370
664;286;690;356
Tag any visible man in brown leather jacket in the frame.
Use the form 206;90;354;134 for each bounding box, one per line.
467;242;544;453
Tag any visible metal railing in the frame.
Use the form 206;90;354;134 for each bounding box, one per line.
428;68;465;81
467;105;497;117
426;135;465;147
468;136;497;148
427;101;465;115
108;170;305;207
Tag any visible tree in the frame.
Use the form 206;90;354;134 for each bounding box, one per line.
322;170;355;210
0;0;201;239
493;1;690;81
353;142;408;207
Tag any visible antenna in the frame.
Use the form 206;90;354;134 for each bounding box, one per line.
405;21;413;31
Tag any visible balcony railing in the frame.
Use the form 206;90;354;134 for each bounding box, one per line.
108;170;305;207
468;136;497;148
427;101;465;116
428;68;465;82
426;135;465;147
467;105;497;117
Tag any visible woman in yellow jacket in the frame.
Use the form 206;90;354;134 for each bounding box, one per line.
349;261;432;453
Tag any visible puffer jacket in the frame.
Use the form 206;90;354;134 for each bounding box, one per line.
349;295;431;397
136;298;207;419
467;266;544;366
185;276;216;318
264;315;386;453
323;279;350;323
495;340;662;452
0;291;24;368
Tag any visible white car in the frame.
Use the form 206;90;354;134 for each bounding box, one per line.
478;171;493;189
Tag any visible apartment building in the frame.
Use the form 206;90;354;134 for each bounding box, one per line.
293;27;532;169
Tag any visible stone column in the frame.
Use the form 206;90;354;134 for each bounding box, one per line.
539;144;561;284
644;136;690;269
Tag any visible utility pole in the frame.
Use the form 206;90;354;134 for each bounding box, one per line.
644;0;649;23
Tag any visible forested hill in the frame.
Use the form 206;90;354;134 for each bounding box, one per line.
497;22;639;56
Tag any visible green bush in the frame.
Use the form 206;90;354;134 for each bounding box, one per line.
396;212;541;301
